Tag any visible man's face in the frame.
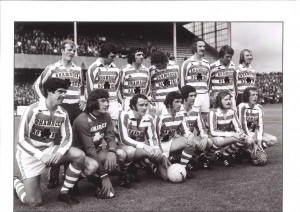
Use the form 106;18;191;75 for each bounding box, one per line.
135;98;148;116
221;94;232;109
61;44;76;62
186;91;197;106
97;98;109;113
49;88;67;105
196;41;206;56
221;52;233;66
243;51;253;65
104;52;117;65
172;98;182;112
134;51;144;65
248;90;258;105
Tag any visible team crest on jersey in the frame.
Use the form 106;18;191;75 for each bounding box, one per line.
104;81;110;89
197;73;203;81
246;77;252;83
134;87;141;94
163;79;170;87
41;128;51;139
224;77;230;84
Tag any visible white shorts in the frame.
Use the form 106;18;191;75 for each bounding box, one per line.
16;146;58;180
194;93;210;113
108;100;122;120
160;140;173;158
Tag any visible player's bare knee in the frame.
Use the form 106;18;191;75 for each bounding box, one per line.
116;148;127;163
270;137;278;146
73;149;85;164
85;160;98;176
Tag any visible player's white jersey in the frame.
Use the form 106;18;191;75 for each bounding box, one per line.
118;109;159;149
17;101;72;160
235;64;256;94
118;64;150;102
237;103;263;141
179;105;208;138
149;63;180;103
33;60;84;104
208;108;242;137
180;55;210;94
155;108;192;143
86;58;120;100
209;60;236;96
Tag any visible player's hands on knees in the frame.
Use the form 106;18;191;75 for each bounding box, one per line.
100;177;115;199
196;137;208;151
104;152;117;172
160;155;171;169
41;154;52;166
79;101;87;111
187;133;195;146
48;152;63;166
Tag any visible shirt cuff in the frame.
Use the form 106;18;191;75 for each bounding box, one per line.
80;95;86;102
225;132;232;137
57;148;67;156
136;143;145;149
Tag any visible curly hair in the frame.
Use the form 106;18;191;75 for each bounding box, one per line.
181;85;196;101
164;91;182;108
239;49;252;64
243;87;258;103
150;51;169;66
42;78;69;98
129;94;148;110
85;89;109;113
215;91;232;109
127;47;144;64
218;45;234;58
60;39;76;51
191;38;206;54
100;42;118;58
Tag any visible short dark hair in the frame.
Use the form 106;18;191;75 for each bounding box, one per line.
60;39;76;51
100;42;118;58
191;38;206;54
181;85;196;101
219;45;234;58
127;47;144;64
129;94;148;111
150;51;169;66
239;49;252;64
85;89;109;113
215;91;232;109
243;87;258;103
164;91;182;108
43;78;70;98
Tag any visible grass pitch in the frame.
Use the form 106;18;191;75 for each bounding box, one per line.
13;104;282;212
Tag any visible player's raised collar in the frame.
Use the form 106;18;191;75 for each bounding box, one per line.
239;64;253;70
38;99;64;114
161;107;182;117
127;63;147;70
245;103;260;110
190;55;208;63
216;60;235;68
56;60;77;68
95;58;116;68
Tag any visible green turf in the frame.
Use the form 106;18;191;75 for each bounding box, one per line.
13;104;282;211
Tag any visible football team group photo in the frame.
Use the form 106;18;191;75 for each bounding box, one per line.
13;22;283;211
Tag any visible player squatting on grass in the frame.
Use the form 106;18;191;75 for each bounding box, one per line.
14;41;278;207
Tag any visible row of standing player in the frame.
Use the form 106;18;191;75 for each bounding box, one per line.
13;39;277;207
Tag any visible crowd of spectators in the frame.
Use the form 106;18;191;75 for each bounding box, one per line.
14;29;162;58
256;72;283;104
14;82;38;109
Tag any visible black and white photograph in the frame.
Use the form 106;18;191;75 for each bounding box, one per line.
1;1;299;212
